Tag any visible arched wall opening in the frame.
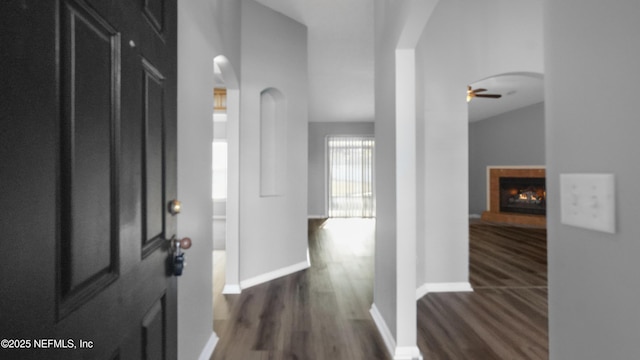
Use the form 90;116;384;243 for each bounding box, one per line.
467;71;545;218
413;2;544;344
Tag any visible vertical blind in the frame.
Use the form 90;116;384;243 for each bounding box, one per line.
327;136;375;218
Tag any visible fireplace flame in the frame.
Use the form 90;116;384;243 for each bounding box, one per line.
499;177;546;215
516;190;544;203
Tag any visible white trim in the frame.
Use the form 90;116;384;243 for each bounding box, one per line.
240;260;310;290
486;165;546;169
308;215;327;219
222;284;241;294
370;304;396;359
395;48;419;356
416;282;473;300
485;166;546;210
212;215;227;220
197;332;219;360
469;213;481;219
394;346;423;360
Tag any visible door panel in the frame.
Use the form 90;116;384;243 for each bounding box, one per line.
59;0;121;317
142;295;167;360
0;0;178;359
142;58;166;257
143;0;165;35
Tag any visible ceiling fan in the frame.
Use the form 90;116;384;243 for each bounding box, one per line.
467;86;502;102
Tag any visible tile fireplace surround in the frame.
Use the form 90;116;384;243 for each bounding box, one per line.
481;167;546;227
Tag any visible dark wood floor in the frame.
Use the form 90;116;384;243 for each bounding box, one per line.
212;219;387;360
211;220;548;360
418;222;548;359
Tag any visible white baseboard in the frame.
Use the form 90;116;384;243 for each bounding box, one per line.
197;332;219;360
469;213;481;219
240;260;310;290
370;304;396;359
416;282;473;300
222;284;241;294
394;346;423;360
308;215;328;219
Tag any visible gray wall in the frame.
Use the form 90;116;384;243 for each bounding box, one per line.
239;0;309;283
468;102;545;215
546;2;640;359
373;0;413;340
415;0;471;290
308;122;375;217
176;0;241;358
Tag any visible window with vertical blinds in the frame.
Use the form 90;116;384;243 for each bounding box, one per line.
327;136;375;218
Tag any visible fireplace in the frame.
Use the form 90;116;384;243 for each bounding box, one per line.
499;177;546;215
481;167;546;227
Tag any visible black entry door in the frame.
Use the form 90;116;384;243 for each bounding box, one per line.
1;0;178;359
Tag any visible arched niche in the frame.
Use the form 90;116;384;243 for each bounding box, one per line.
259;87;286;197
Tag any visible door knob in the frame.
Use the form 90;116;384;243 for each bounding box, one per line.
168;199;182;215
170;236;192;252
178;237;192;250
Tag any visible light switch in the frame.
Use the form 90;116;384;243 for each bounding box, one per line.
560;174;615;233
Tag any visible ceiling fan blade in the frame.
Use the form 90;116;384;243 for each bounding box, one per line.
472;88;487;93
475;94;502;99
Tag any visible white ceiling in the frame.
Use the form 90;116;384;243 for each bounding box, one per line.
253;0;305;24
255;0;375;122
253;1;543;124
468;72;544;122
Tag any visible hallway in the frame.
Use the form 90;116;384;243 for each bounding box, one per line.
211;220;547;359
212;219;387;359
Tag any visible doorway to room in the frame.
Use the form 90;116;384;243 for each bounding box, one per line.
326;136;375;218
212;55;241;295
212;87;228;249
460;72;549;357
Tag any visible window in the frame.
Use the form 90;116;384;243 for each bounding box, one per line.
327;136;375;218
212;141;228;200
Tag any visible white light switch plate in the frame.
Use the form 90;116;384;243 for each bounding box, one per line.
560;173;616;233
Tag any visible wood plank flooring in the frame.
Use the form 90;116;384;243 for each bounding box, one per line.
211;220;548;360
211;219;388;360
418;222;548;359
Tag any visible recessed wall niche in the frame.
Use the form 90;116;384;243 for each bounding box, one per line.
259;88;286;197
